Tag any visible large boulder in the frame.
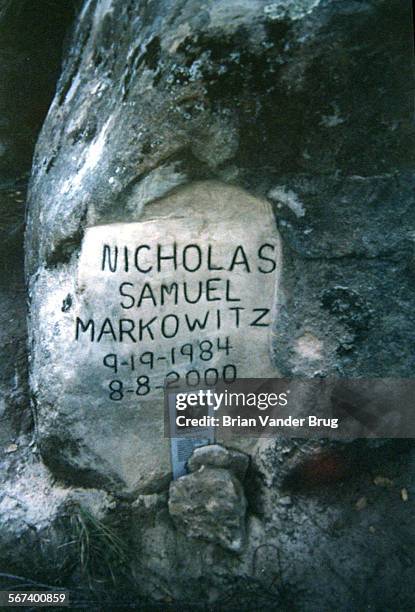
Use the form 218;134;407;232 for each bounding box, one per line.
27;180;280;494
18;0;415;607
25;0;415;495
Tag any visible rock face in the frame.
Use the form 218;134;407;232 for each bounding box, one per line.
0;454;114;580
0;185;29;448
0;1;76;448
26;1;415;491
16;0;415;608
29;180;280;493
169;466;247;552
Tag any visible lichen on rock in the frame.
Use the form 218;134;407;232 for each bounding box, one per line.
169;467;247;552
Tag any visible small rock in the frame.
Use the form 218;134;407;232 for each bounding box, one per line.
355;496;367;511
187;444;249;481
373;476;394;487
278;496;292;506
369;526;376;534
132;493;167;514
168;468;246;552
5;443;18;454
401;488;409;502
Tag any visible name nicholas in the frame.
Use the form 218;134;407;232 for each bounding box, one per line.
101;242;277;274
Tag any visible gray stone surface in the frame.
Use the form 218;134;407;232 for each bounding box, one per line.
0;0;411;608
0;448;115;580
168;467;247;552
188;443;250;481
25;0;415;501
25;0;415;428
0;1;75;450
28;180;280;494
0;184;29;449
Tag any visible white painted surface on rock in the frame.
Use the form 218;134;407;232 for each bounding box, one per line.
76;181;281;394
33;181;282;493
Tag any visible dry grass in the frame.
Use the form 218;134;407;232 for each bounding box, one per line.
67;503;129;585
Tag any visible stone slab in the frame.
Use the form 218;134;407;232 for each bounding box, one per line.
31;181;281;493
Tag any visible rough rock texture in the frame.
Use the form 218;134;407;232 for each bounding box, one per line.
188;443;250;481
27;180;280;493
128;441;415;610
0;1;76;446
0;0;411;608
169;467;247;552
26;0;415;422
0;183;29;448
23;0;415;498
0;446;115;581
0;2;124;601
